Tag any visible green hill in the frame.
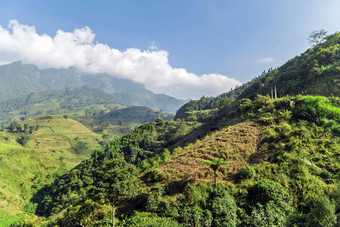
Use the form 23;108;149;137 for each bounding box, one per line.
74;106;175;141
0;115;103;224
5;32;340;226
27;95;340;226
0;107;175;225
175;32;340;121
0;86;122;124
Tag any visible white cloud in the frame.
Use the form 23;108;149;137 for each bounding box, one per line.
0;20;241;99
0;61;11;65
257;57;274;64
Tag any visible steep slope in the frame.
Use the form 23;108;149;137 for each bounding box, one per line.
160;121;262;183
12;32;340;226
27;95;339;226
175;32;340;120
0;115;102;224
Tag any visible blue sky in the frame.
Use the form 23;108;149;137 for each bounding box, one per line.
0;0;340;98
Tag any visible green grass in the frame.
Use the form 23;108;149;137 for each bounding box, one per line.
0;115;103;222
0;209;28;227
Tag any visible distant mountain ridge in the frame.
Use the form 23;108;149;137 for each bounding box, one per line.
0;62;185;112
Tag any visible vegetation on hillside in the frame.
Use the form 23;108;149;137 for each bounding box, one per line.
0;116;104;224
175;32;340;121
3;32;340;226
20;95;339;226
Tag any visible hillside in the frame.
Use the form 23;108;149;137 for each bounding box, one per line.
23;95;339;226
0;85;175;140
0;108;175;225
5;33;340;226
0;62;185;113
0;115;102;224
75;106;175;140
175;32;340;120
0;86;122;124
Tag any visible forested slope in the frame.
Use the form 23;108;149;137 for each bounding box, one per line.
175;32;340;121
23;95;340;226
9;32;340;226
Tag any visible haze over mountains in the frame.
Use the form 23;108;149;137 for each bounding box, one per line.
0;61;185;113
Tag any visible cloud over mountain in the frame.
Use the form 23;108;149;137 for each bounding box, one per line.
0;20;241;99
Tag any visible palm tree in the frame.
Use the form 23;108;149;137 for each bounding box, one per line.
202;158;225;188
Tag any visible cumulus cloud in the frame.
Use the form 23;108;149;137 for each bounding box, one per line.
0;20;241;99
257;57;274;64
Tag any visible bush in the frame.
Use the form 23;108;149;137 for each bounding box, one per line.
180;205;212;227
245;201;288;227
310;195;337;227
122;212;182;227
17;134;30;146
24;202;38;214
286;213;319;227
208;189;238;227
247;180;291;206
238;165;256;181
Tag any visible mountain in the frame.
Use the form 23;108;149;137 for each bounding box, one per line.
0;62;185;113
0;85;175;141
29;95;340;226
0;86;120;123
19;33;340;226
175;32;340;120
4;33;340;226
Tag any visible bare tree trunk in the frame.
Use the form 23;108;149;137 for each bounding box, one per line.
274;86;277;99
271;89;273;99
112;201;115;227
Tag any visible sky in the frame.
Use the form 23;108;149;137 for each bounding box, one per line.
0;0;340;99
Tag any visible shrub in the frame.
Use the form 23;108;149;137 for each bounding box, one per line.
122;212;182;227
17;134;30;146
247;180;291;206
238;165;256;181
208;189;238;227
310;195;337;227
180;205;212;227
245;201;288;227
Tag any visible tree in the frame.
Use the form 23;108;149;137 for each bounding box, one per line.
202;158;225;188
308;29;327;46
208;189;238;227
8;121;21;133
17;134;30;147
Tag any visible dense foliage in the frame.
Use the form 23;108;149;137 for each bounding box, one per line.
25;95;339;226
30;120;199;217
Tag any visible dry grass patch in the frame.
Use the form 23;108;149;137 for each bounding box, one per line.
160;120;262;184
